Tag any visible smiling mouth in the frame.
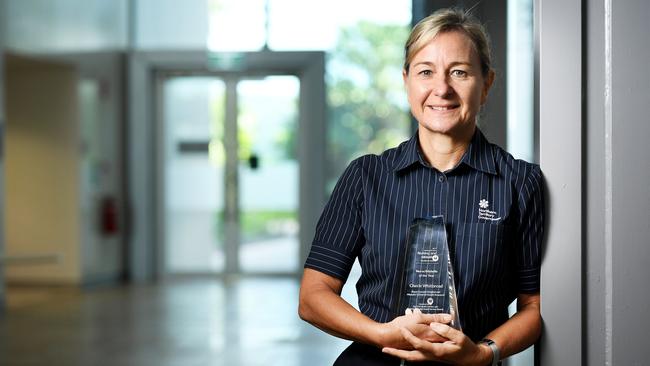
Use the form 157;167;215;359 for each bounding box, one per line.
428;105;459;111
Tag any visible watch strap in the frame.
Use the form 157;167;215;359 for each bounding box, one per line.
480;338;500;366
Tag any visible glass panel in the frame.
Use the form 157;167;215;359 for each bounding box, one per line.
135;0;209;50
268;0;411;51
507;1;535;365
507;0;535;162
79;79;101;276
5;0;127;53
326;13;412;191
237;76;300;273
207;0;266;51
164;77;226;273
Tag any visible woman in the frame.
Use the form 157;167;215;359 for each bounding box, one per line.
299;8;543;366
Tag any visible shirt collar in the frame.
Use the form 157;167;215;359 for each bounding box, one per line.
392;131;424;172
460;128;497;175
393;128;497;175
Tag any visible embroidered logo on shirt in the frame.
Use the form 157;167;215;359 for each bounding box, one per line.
478;199;502;221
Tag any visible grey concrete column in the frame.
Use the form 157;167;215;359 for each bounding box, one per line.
541;0;650;364
584;0;650;364
127;52;157;282
584;1;607;364
608;0;650;361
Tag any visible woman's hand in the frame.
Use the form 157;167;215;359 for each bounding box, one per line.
382;322;492;366
378;309;452;349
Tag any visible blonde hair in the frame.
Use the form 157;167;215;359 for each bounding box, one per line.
404;8;493;77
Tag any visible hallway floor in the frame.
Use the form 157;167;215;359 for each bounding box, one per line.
0;277;353;366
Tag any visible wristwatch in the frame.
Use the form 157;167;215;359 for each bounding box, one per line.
480;338;500;366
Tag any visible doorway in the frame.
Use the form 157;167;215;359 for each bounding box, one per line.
161;73;301;275
140;51;324;278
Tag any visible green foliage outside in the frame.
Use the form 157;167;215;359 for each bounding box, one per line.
327;21;412;188
209;21;412;244
214;210;297;244
240;210;297;243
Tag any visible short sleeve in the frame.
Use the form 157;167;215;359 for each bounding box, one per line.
515;165;545;293
304;159;365;282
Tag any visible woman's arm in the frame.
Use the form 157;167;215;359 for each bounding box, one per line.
298;268;451;349
482;292;541;359
382;292;541;365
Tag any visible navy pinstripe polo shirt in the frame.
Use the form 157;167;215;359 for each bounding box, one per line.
304;128;544;361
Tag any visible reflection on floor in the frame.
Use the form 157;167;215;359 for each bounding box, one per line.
0;277;359;366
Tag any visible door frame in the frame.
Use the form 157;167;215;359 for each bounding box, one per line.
128;50;325;280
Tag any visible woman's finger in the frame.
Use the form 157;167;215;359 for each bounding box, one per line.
382;347;429;362
430;322;464;343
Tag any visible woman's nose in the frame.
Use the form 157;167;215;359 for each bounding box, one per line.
432;75;453;97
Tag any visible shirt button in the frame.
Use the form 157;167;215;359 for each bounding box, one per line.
438;175;446;182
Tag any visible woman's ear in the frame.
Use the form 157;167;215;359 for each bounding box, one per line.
481;70;496;105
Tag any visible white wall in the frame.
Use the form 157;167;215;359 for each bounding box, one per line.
538;0;583;364
4;56;81;284
4;0;128;53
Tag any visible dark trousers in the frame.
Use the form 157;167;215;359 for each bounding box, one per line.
334;342;445;366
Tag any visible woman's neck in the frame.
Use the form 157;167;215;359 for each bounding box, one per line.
418;125;475;172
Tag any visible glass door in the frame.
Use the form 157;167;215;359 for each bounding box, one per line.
237;76;300;273
163;76;227;273
162;74;300;275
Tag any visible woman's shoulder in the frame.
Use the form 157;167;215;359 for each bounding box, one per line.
349;138;415;172
490;143;543;184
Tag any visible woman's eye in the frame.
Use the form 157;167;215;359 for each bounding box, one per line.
418;70;432;76
451;70;467;77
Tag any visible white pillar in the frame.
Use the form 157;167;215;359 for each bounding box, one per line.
537;0;583;364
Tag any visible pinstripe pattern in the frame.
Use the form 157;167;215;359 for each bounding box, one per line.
305;128;544;344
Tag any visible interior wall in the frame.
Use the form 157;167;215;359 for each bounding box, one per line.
0;0;7;309
78;54;125;284
50;52;126;285
4;55;81;284
475;0;508;150
3;0;128;53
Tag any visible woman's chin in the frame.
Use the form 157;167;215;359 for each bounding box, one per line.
418;120;475;137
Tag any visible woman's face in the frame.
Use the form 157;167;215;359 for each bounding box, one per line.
403;30;493;137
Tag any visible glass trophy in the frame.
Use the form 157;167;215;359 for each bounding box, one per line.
394;215;461;330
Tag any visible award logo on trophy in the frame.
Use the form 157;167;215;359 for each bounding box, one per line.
394;215;461;330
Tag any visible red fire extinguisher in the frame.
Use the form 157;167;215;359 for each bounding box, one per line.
100;196;119;236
